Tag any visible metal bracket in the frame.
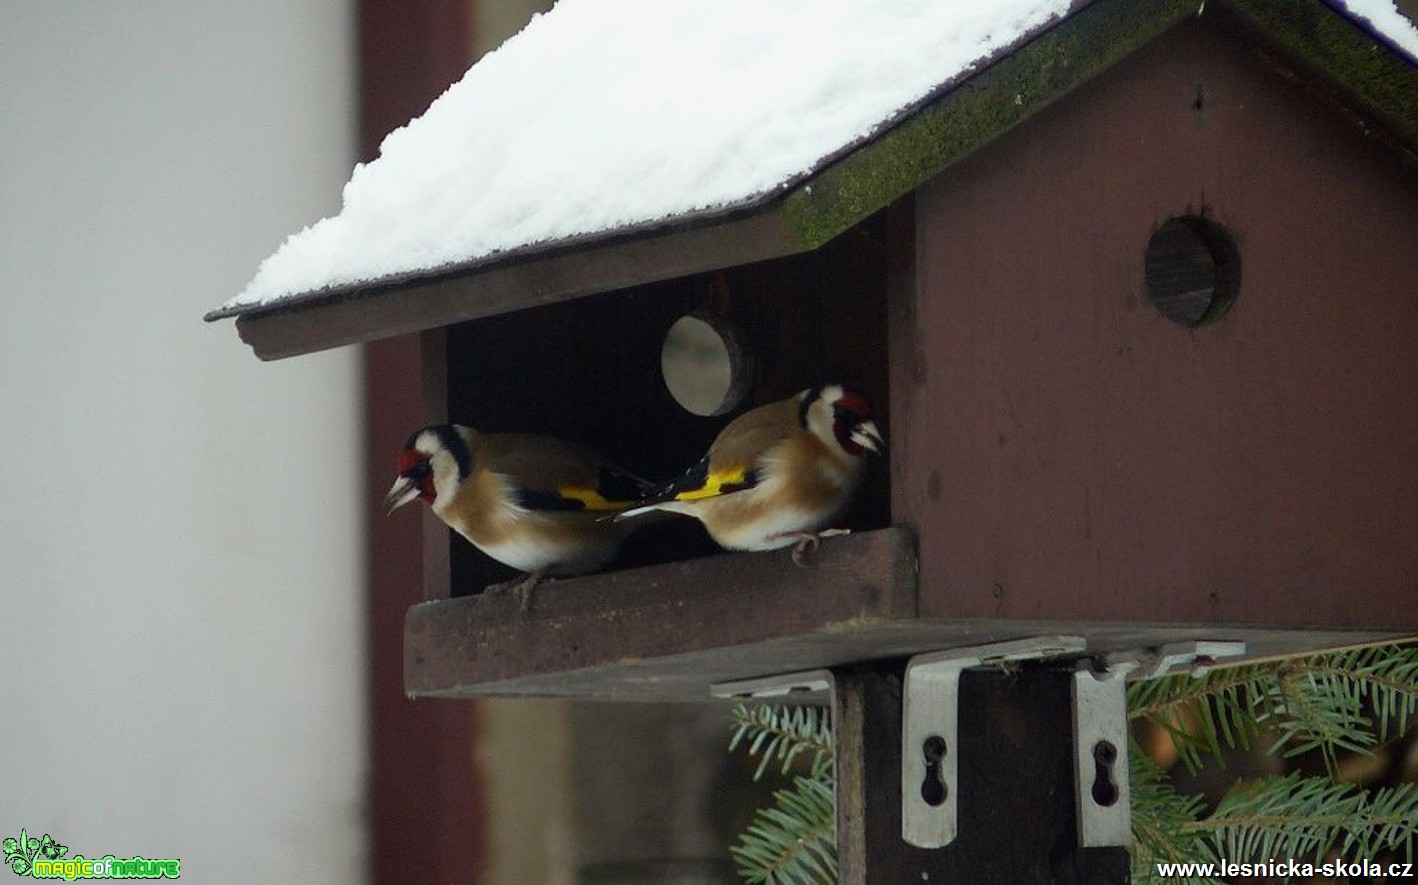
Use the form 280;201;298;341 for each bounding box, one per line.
1072;663;1131;847
715;640;1245;854
1105;639;1247;680
1071;640;1246;848
711;669;834;703
901;636;1087;849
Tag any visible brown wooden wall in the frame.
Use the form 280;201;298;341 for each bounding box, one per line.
892;15;1418;630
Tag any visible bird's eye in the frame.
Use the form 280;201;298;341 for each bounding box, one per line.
406;460;432;480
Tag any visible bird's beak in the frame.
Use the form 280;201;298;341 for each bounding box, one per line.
383;476;421;515
852;420;885;456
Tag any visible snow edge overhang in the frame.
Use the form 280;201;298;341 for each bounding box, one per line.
210;0;1417;361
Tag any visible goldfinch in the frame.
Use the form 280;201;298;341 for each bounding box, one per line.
617;384;883;559
383;424;650;605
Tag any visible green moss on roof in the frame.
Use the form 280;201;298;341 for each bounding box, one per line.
775;0;1417;251
1227;0;1418;143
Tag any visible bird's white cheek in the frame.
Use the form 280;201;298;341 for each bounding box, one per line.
430;462;469;511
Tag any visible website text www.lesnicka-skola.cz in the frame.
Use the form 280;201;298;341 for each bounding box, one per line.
1155;859;1415;879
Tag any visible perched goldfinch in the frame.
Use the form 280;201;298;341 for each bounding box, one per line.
617;384;883;558
383;424;650;605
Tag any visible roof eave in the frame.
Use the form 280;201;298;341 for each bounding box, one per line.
1231;0;1418;150
229;201;809;360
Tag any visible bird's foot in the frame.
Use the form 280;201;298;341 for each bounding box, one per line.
482;570;547;611
783;528;852;567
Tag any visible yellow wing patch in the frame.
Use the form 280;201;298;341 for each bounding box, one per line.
673;466;751;501
555;485;637;511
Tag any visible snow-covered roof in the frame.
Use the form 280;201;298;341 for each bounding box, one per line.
217;0;1075;316
208;0;1418;355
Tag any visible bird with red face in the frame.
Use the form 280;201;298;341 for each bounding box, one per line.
383;425;650;606
617;384;883;559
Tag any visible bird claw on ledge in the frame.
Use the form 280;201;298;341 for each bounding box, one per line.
481;570;547;611
788;528;852;567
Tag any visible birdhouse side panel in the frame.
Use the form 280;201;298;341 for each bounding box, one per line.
896;17;1418;630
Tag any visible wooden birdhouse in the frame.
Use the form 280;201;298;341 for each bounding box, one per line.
211;0;1418;879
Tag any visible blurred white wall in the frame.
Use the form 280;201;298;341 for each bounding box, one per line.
0;4;366;882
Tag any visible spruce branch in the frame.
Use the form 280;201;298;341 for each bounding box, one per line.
1126;664;1263;772
728;703;837;885
1126;643;1418;775
729;703;834;781
1309;644;1418;742
1185;773;1418;865
1129;747;1227;885
730;775;838;885
1267;665;1373;772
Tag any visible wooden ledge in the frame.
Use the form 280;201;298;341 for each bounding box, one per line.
404;527;919;700
403;525;1410;701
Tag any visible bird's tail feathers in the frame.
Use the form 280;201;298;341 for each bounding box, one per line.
609;500;693;523
611;503;658;522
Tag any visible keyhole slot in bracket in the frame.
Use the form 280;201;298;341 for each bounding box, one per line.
920;735;948;806
1090;739;1120;807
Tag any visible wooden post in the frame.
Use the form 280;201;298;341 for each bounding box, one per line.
834;663;1131;884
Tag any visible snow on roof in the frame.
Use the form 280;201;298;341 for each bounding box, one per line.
1341;0;1418;58
217;0;1418;316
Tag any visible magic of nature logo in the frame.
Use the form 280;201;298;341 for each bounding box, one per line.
3;829;179;880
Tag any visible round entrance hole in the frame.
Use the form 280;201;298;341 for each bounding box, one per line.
1144;215;1241;327
660;313;753;416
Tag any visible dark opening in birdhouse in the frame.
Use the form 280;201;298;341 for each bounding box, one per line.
429;215;893;600
1144;214;1242;327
